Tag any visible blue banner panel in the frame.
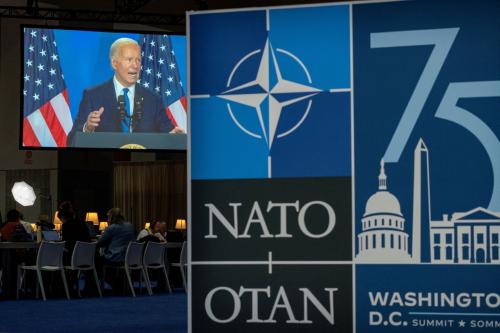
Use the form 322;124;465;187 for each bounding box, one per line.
189;4;353;333
189;0;500;332
353;0;500;265
190;5;351;180
356;265;500;333
353;1;500;332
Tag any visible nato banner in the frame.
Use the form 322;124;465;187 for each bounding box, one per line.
188;0;500;332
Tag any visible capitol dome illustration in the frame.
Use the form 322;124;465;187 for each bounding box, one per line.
356;159;412;263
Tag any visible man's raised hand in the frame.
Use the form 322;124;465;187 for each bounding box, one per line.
84;107;104;132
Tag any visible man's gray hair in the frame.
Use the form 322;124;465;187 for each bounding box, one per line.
110;37;139;58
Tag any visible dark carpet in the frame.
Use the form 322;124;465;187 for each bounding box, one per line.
0;291;187;333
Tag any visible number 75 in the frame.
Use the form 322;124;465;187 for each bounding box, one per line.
370;28;500;211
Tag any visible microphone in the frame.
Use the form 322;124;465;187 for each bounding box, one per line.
118;94;126;122
132;95;144;132
118;94;132;132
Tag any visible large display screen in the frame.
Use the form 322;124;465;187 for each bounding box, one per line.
21;26;187;150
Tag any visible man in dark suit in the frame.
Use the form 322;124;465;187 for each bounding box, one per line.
68;37;182;146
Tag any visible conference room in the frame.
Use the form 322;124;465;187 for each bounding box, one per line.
1;1;499;333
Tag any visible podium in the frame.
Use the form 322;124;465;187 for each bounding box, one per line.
73;132;186;150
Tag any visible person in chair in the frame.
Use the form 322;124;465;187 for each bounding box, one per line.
96;208;134;294
97;208;134;264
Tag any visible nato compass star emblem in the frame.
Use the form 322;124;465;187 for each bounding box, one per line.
217;38;323;150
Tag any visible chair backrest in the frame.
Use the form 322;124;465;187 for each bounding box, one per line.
179;241;188;292
125;242;144;268
143;241;165;266
71;241;97;268
37;241;65;268
180;241;187;268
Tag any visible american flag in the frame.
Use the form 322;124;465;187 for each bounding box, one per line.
139;34;187;131
23;28;72;147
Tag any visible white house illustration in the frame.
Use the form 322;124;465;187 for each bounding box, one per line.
356;138;500;264
430;207;500;264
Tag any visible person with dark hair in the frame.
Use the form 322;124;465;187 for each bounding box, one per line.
137;220;166;243
0;209;25;241
58;201;92;296
97;208;134;263
0;209;33;298
95;208;134;295
158;221;167;238
59;201;91;264
6;210;20;222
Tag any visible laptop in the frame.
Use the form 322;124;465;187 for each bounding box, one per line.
42;230;60;241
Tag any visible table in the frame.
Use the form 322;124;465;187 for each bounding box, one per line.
0;242;39;299
0;242;39;249
165;242;183;249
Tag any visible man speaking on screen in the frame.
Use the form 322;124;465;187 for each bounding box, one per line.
68;37;183;145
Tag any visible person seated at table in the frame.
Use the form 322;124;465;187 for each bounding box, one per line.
97;208;134;264
0;209;34;268
0;210;34;299
0;209;31;242
158;222;168;241
59;201;91;265
96;208;134;294
36;214;55;231
137;221;166;243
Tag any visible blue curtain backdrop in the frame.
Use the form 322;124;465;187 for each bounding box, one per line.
54;30;186;120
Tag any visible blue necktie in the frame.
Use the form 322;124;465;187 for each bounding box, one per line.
121;88;131;132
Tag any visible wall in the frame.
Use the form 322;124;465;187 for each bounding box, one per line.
0;17;58;221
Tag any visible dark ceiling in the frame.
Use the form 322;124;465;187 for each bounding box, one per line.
1;0;366;32
39;0;352;14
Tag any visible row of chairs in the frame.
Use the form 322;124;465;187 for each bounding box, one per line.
16;240;187;301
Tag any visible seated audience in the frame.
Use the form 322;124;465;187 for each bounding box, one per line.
97;208;134;264
95;208;134;295
158;222;168;240
59;201;91;264
137;220;166;243
0;209;34;298
0;209;31;242
86;221;97;239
